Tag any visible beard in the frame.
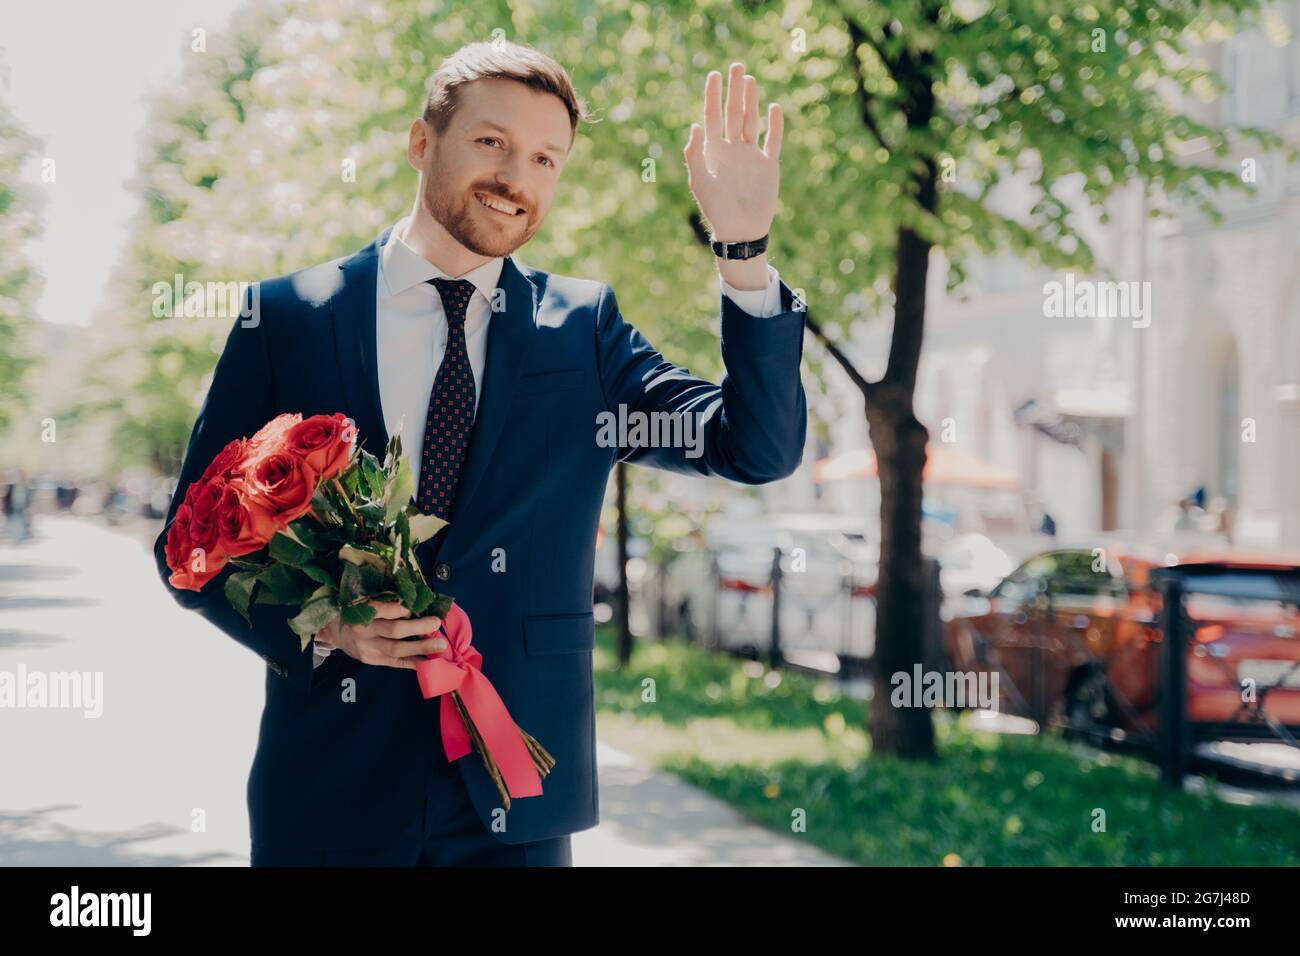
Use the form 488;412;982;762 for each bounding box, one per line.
421;148;537;258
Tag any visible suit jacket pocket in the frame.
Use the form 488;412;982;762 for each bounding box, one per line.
523;612;595;655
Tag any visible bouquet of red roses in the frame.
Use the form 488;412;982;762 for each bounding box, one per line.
164;411;552;809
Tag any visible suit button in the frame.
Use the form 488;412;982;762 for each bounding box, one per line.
434;562;451;582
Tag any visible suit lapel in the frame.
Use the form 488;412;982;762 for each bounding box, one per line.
331;229;390;457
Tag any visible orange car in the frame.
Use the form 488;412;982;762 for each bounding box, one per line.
941;544;1300;743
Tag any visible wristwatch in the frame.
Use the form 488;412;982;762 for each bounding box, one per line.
710;233;769;260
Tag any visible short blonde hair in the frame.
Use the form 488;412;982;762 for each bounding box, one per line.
422;41;592;151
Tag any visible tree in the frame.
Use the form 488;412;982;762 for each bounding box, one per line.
799;0;1285;757
0;54;44;436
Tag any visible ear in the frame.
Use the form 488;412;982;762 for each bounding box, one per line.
407;119;430;170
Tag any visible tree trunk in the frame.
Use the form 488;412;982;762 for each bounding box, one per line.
866;219;937;760
615;461;632;667
867;400;933;757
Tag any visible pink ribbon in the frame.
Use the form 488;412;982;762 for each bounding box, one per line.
413;602;543;800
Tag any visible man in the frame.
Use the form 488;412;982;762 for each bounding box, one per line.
154;41;807;867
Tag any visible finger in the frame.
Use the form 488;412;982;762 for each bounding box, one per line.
724;62;744;142
375;615;442;640
368;600;411;620
762;102;784;162
357;643;419;669
683;122;705;183
703;70;723;144
386;634;449;658
742;74;758;144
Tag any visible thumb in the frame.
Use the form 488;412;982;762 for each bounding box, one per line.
683;123;705;182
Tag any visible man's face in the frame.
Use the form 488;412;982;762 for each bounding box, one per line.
411;77;572;258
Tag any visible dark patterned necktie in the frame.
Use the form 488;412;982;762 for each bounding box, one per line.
415;277;477;519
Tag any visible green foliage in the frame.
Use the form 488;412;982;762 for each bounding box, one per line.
0;63;44;435
594;626;1300;865
62;0;1288;545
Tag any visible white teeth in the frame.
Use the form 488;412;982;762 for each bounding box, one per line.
476;193;519;215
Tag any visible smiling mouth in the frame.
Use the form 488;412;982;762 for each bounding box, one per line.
474;191;525;218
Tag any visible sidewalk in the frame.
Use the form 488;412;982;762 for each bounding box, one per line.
0;514;848;866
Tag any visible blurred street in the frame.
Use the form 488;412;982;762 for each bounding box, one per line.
0;514;847;866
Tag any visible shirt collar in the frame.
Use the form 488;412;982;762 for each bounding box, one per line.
379;215;505;302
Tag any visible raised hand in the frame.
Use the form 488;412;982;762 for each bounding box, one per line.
683;62;783;244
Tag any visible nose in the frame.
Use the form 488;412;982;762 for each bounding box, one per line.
492;159;528;205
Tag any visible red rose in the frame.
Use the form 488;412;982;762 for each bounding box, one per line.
245;450;318;524
164;503;194;574
169;549;229;591
286;413;354;481
248;412;303;457
187;478;225;554
166;502;230;590
216;479;277;557
201;437;250;484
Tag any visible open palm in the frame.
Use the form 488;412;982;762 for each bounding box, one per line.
684;62;783;244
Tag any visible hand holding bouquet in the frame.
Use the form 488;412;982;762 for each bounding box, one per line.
163;412;553;808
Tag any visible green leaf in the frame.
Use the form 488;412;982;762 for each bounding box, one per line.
339;543;388;573
411;577;436;616
298;562;336;587
360;453;385;498
268;530;313;566
384;457;415;521
224;571;258;625
319;479;357;539
383;433;402;473
357;502;386;526
356;562;387;595
340;602;376;627
288;517;330;552
394;565;417;609
288;596;339;640
339;561;364;604
256;563;306;604
427;591;453;621
310;486;340;526
407;512;448;544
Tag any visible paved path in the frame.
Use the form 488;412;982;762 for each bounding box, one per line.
0;514;847;866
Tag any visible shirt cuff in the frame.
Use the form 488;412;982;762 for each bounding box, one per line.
719;263;782;317
312;644;334;668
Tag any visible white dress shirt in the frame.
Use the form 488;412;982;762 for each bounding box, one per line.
313;215;784;667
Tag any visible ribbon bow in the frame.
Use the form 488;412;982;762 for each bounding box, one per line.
413;602;543;800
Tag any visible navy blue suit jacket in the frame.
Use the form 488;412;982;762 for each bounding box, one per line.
153;226;808;849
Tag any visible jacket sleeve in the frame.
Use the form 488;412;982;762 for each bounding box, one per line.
594;276;808;483
152;286;332;695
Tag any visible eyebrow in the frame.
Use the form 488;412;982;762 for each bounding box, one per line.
475;120;568;157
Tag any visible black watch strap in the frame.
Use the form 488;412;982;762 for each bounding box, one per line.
710;234;769;260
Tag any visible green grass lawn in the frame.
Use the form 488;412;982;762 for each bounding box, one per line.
593;627;1300;866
